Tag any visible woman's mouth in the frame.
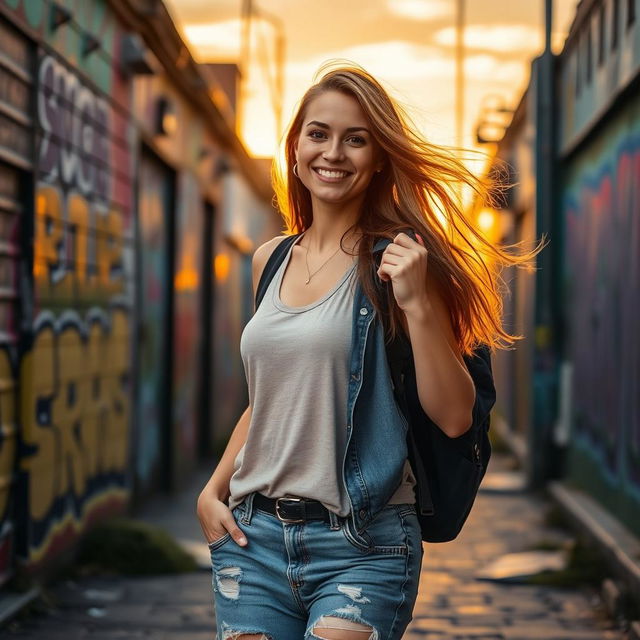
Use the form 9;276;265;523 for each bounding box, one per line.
312;167;352;182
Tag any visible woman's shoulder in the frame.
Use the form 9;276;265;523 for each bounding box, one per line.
251;234;298;296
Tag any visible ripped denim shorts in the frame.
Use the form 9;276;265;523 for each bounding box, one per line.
209;492;424;639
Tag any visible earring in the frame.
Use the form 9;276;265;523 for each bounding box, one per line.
293;162;300;178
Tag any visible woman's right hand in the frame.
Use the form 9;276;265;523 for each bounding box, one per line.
197;493;248;547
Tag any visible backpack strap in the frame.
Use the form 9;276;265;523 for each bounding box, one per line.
254;234;301;311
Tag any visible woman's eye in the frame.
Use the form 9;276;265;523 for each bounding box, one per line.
348;136;366;145
308;130;326;139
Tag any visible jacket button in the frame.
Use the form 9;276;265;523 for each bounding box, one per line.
359;509;367;519
359;307;368;315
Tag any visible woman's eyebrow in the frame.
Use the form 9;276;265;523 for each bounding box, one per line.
305;120;370;134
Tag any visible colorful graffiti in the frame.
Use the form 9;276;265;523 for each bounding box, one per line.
38;54;110;201
563;104;640;531
15;43;133;564
19;307;130;564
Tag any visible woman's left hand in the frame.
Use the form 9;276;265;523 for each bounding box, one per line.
377;232;431;314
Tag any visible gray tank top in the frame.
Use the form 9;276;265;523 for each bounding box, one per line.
230;233;415;516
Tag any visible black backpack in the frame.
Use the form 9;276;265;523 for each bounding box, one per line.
254;233;496;543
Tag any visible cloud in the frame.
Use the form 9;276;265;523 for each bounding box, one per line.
434;24;543;53
286;41;523;86
465;54;524;83
183;19;241;58
386;0;452;21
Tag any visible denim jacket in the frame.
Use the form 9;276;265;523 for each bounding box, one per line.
256;233;488;543
343;236;413;537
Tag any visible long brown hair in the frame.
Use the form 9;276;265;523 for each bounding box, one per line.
272;61;546;356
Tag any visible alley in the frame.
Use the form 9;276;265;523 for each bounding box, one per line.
4;452;627;639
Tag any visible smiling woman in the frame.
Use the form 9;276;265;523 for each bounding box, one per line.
293;91;384;221
197;61;546;640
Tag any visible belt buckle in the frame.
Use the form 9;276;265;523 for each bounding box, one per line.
275;497;305;523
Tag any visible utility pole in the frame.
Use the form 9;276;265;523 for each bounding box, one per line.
240;0;285;150
529;0;559;488
239;0;252;137
253;6;285;145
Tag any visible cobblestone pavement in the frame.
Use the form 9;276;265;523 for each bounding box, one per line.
3;454;630;639
406;486;625;639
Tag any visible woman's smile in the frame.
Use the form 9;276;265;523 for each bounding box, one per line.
312;166;353;182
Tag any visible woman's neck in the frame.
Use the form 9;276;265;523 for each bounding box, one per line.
304;201;362;253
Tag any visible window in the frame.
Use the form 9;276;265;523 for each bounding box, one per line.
612;0;620;49
628;0;636;26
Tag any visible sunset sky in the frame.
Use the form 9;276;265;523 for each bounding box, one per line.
164;0;578;163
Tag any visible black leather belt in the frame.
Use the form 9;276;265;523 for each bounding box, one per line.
253;492;331;523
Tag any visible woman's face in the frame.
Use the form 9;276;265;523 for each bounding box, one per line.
294;90;382;209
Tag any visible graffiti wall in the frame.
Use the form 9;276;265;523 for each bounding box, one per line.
0;0;277;581
0;0;136;569
0;6;34;585
562;96;640;536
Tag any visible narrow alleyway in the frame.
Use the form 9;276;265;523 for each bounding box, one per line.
4;453;628;639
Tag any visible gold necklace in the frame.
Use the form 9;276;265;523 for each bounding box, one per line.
303;243;342;284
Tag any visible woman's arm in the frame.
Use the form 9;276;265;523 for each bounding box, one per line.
378;232;475;438
197;404;252;503
400;283;476;438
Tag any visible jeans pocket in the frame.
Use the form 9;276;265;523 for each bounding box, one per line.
342;505;409;556
208;532;232;551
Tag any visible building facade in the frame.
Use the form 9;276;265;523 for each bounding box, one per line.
484;0;640;537
0;0;279;587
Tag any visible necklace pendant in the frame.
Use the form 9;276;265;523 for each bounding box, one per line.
305;277;310;284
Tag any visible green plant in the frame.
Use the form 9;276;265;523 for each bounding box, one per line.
525;539;607;587
75;518;197;576
543;503;572;531
526;538;570;552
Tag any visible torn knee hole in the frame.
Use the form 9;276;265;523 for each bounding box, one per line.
311;615;375;639
224;634;270;640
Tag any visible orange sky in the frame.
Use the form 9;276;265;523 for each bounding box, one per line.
165;0;578;164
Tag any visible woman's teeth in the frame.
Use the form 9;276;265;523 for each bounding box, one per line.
315;168;349;178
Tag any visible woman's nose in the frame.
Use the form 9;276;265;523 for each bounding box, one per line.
322;142;344;162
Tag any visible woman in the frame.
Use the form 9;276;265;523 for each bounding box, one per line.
197;62;544;640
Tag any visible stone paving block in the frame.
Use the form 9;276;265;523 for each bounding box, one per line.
498;625;622;639
409;616;459;633
448;593;487;608
53;603;157;626
453;615;512;627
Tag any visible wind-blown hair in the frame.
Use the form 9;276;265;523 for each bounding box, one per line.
272;61;546;355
